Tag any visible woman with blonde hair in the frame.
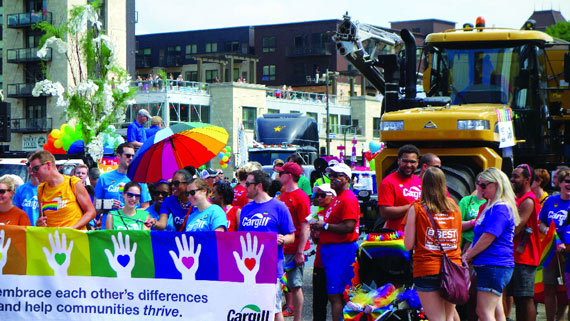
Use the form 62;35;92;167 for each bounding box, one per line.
404;167;462;321
464;167;519;321
183;178;227;232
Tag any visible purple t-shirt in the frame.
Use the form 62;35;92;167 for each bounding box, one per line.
539;195;570;237
238;198;295;278
160;195;192;232
472;202;515;267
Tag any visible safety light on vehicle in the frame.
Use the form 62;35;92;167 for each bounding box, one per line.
380;121;404;131
457;120;490;130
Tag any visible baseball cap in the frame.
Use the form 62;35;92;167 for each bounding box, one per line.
138;109;151;118
273;158;284;167
274;162;303;177
326;162;352;178
200;168;218;179
312;183;337;197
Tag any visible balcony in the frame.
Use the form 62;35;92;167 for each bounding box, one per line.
7;48;52;63
7;83;40;98
11;118;52;133
7;11;52;28
286;46;332;57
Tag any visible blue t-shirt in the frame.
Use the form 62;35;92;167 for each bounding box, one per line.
184;204;227;232
160;195;192;231
12;182;39;226
472;202;515;267
145;126;160;140
127;121;146;144
146;203;175;231
238;198;296;278
94;170;152;206
539;195;570;237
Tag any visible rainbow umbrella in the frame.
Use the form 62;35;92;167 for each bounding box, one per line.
127;122;229;183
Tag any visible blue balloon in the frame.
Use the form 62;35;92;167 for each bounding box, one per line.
369;141;382;153
68;140;85;154
218;152;225;159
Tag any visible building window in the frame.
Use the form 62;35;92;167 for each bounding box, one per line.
185;71;198;82
262;37;276;53
267;109;279;114
290;110;300;113
306;112;318;122
242;107;257;130
205;42;218;53
341;115;352;132
190;105;210;123
225;41;240;52
373;117;381;138
262;65;276;81
205;70;218;83
186;44;197;59
329;114;339;134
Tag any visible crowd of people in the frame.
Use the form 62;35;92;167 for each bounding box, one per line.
2;140;570;321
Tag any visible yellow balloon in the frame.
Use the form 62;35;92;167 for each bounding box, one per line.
54;139;63;149
51;129;62;139
60;124;69;133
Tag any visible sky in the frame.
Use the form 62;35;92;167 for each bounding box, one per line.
135;0;570;35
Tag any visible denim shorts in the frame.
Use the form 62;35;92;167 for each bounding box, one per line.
474;265;513;296
414;274;441;292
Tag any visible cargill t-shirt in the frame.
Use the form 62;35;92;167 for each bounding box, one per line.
472;202;515;267
160;195;192;231
319;189;360;244
184;204;227;232
377;171;422;231
539;194;570;237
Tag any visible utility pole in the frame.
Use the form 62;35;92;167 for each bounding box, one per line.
325;69;330;156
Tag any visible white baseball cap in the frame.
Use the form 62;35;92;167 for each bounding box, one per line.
326;162;352;178
312;183;337;196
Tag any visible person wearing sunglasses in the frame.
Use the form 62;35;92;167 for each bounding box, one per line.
310;183;336;321
94;143;152;228
181;178;226;232
0;176;31;226
506;164;541;321
211;181;240;232
106;182;156;230
463;167;519;321
155;169;193;231
145;180;175;231
538;169;570;321
28;150;95;230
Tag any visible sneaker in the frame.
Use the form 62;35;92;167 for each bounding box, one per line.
282;306;294;317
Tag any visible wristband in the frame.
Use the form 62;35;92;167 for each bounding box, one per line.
470;219;476;227
324;223;329;231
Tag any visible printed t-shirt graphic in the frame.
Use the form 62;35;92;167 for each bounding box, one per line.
38;175;85;229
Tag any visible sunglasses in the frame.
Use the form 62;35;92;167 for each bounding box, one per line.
154;191;170;197
328;172;346;179
185;189;202;196
516;164;532;178
477;181;494;189
314;192;330;198
171;180;187;187
563;179;570;184
30;162;48;173
0;189;11;194
245;181;257;187
125;192;141;199
122;153;134;158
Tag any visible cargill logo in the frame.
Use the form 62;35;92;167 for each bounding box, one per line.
227;304;270;321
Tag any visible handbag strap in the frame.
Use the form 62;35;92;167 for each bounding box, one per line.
422;203;446;253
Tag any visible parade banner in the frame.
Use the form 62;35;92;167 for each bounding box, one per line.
0;226;277;321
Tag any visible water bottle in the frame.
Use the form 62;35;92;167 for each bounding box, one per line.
516;227;533;253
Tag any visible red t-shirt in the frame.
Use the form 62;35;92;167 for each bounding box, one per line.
378;171;422;231
514;190;541;266
224;205;240;232
279;188;311;254
320;189;360;244
232;184;249;208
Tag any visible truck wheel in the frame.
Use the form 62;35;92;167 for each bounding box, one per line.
442;164;476;203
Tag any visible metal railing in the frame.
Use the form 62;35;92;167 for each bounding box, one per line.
265;88;350;106
7;47;51;63
7;11;52;28
131;79;210;95
11;118;52;133
6;83;38;98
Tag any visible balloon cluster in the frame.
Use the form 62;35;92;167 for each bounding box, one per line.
100;125;125;154
217;146;232;169
44;123;85;154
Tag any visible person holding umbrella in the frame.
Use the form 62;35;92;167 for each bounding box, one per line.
155;169;193;231
183;178;227;232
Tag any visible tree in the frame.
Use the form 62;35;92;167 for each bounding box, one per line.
545;20;570;42
32;2;136;162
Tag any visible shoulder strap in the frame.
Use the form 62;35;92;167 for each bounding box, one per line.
180;206;194;232
67;175;85;214
37;183;45;217
422;203;446;253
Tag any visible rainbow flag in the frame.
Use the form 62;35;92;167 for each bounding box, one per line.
41;200;59;212
534;221;564;303
359;239;409;261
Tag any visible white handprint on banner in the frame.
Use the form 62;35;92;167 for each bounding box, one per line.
104;232;137;278
0;229;12;275
232;233;264;285
42;230;73;277
169;234;201;280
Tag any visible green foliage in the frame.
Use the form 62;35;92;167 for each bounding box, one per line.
545;20;570;42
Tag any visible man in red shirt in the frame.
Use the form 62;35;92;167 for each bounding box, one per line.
378;144;422;231
310;162;360;321
232;166;251;208
275;162;310;320
508;164;541;321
